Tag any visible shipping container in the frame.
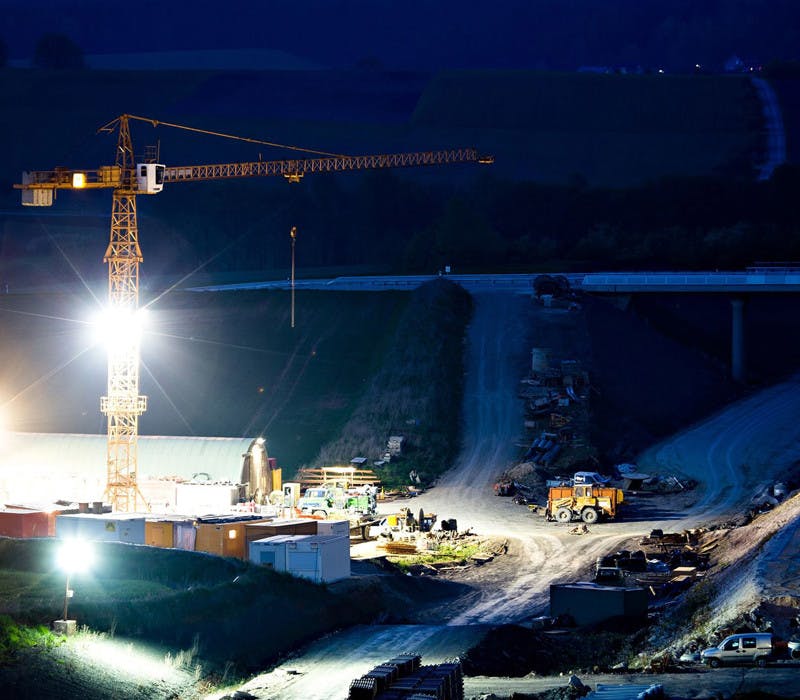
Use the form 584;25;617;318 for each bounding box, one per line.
5;503;80;536
316;519;350;537
0;508;51;538
244;518;316;548
145;519;175;548
549;582;648;626
194;515;271;559
174;521;197;551
55;513;146;544
175;483;245;514
144;516;198;549
249;534;350;582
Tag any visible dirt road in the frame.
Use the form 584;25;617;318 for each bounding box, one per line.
381;296;800;623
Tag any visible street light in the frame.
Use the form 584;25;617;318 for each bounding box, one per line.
290;226;297;329
55;539;94;635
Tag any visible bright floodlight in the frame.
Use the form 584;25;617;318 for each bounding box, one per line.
57;539;94;575
72;173;87;188
92;307;149;348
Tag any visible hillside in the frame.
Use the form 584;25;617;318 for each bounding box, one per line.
0;288;411;473
412;70;762;185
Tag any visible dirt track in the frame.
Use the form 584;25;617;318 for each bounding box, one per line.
380;295;800;623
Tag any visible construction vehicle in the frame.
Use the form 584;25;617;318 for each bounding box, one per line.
15;114;490;512
546;483;624;523
297;483;377;518
493;478;515;496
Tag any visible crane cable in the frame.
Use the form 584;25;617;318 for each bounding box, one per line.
98;114;347;159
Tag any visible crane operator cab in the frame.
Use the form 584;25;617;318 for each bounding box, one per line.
136;163;165;194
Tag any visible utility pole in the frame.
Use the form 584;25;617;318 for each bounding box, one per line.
290;226;297;328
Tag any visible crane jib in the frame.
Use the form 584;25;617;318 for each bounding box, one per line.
163;149;480;183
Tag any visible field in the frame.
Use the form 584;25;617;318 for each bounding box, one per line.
412;70;762;185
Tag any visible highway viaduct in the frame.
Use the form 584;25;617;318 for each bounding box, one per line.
190;268;800;383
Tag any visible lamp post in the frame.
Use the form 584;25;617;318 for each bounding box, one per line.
290;226;297;329
55;540;93;635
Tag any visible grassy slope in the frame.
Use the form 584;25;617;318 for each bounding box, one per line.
0;538;379;672
0;289;410;474
314;279;473;487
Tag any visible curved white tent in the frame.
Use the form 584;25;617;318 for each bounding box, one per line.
0;432;266;507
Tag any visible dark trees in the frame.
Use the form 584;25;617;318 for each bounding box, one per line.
33;34;85;69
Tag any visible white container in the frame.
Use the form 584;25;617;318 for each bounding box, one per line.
316;519;350;537
249;534;350;583
55;513;146;544
175;483;241;514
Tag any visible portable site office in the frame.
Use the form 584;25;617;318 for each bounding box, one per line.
55;513;146;544
249;534;351;583
194;514;273;559
144;517;197;550
0;508;51;538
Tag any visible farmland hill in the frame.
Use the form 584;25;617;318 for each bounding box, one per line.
412;70;762;185
0;68;764;192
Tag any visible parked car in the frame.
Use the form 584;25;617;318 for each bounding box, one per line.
701;633;775;668
573;471;611;485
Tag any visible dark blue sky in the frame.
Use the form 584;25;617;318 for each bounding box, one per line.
1;0;799;72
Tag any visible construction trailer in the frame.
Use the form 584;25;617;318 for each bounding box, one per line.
0;508;51;538
243;518;318;550
193;514;272;559
550;582;648;626
144;516;197;549
316;519;350;536
55;513;146;544
248;534;351;583
174;482;246;514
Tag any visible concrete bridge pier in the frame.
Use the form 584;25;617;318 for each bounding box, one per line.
731;296;747;383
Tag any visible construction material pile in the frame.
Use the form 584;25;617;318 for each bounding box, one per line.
348;654;464;700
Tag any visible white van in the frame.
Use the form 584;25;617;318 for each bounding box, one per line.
701;633;774;668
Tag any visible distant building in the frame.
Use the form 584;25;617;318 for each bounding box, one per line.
0;432;273;512
724;54;763;73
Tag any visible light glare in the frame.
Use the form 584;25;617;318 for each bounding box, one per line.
57;539;94;574
92;307;149;348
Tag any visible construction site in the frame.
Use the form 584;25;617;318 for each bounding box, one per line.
2;110;800;700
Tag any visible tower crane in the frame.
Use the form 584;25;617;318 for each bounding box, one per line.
14;114;491;513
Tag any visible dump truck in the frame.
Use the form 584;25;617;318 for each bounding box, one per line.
546;483;624;523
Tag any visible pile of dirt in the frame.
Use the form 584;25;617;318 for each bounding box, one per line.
461;624;644;677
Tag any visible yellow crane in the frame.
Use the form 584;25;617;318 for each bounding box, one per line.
15;114;491;512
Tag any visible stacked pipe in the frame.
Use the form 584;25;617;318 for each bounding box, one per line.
348;655;463;700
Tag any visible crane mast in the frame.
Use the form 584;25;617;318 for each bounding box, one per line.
100;116;148;512
15;114;491;513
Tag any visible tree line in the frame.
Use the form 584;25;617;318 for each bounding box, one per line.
155;163;800;276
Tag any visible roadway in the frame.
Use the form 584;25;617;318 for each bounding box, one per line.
187;269;800;294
